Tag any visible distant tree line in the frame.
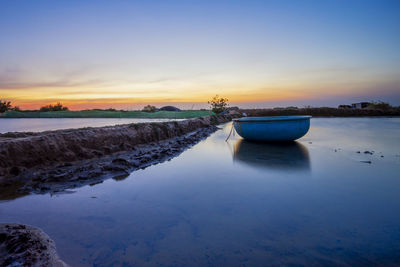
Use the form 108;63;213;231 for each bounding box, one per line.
0;100;69;113
241;105;400;117
1;97;399;115
367;101;393;111
142;105;157;112
0;100;20;113
0;100;11;113
39;102;69;112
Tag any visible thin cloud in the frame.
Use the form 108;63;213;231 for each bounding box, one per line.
0;79;113;89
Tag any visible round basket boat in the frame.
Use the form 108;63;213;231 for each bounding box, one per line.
233;116;311;142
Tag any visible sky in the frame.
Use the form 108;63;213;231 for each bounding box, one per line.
0;0;399;110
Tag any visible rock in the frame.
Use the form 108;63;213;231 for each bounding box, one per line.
0;223;68;266
111;158;130;166
9;166;20;176
102;165;129;172
112;173;130;181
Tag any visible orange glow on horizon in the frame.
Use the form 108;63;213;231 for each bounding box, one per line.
2;88;314;110
2;73;398;110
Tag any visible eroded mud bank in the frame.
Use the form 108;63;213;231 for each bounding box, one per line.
0;114;237;197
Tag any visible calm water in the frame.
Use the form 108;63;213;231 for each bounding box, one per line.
1;118;400;266
0;118;182;133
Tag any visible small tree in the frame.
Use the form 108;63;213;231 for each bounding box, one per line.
0;100;12;113
208;95;228;114
142;105;157;112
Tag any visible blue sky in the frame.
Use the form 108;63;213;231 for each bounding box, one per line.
0;0;399;109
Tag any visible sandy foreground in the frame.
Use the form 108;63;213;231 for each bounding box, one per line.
0;113;238;264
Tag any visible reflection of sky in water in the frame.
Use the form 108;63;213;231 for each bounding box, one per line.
0;118;182;133
0;118;400;266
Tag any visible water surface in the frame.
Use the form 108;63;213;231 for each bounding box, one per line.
1;118;399;266
0;118;182;133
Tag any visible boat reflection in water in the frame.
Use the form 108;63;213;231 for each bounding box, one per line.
233;140;310;171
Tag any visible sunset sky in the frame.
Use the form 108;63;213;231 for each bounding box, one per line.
1;0;399;110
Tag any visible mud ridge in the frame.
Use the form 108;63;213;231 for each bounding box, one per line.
0;114;238;198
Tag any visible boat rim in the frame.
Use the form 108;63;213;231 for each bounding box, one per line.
233;116;311;123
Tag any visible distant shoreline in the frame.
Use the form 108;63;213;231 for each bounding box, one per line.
0;110;214;119
239;107;400;117
1;107;399;118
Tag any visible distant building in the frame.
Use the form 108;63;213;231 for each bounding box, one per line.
351;102;370;109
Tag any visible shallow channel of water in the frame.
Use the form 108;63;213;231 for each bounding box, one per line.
0;118;182;133
1;118;399;266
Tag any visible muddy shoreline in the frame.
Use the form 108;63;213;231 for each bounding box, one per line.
0;114;238;198
0;114;238;265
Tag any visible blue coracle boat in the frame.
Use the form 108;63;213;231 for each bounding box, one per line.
233;116;311;141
